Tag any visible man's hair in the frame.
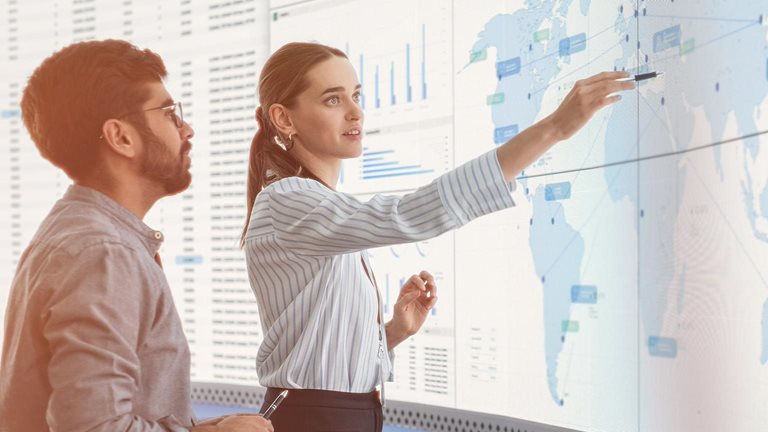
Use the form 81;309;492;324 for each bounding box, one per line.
20;39;167;181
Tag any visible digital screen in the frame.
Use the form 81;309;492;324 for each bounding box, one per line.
2;1;768;431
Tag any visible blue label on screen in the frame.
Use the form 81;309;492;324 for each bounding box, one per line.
496;57;521;79
559;33;586;56
653;25;681;52
175;255;204;265
494;124;519;144
545;182;572;201
571;285;597;304
648;336;678;358
1;109;20;119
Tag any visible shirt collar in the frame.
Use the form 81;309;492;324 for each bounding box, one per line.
64;184;165;255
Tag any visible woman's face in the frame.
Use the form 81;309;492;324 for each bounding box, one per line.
288;56;364;161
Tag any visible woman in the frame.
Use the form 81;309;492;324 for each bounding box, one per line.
241;42;633;431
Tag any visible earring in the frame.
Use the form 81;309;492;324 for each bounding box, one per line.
285;133;295;151
273;135;286;150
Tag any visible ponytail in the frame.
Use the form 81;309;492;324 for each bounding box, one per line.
240;106;300;248
241;42;348;248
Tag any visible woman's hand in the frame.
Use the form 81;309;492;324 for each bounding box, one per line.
546;71;636;141
386;271;438;350
496;71;635;181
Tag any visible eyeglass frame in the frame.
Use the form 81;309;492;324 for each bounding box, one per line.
98;101;184;139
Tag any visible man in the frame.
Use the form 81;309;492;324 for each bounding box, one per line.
0;40;272;432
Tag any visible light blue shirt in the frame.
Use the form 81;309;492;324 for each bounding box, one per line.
0;185;193;432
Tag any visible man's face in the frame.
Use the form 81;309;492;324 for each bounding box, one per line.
134;81;194;195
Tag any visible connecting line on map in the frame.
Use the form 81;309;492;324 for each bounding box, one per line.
650;20;762;66
634;93;768;290
536;106;664;279
516;129;768;181
530;40;623;97
520;22;617;70
458;22;618;75
688;152;768;289
538;150;631;280
538;114;612;224
643;14;762;24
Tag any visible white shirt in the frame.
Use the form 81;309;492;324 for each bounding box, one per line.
244;149;515;395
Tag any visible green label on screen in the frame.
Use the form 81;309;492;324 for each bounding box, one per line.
470;49;487;63
561;320;580;332
486;92;505;105
680;38;695;55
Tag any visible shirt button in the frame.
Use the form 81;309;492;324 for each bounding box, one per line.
153;231;163;240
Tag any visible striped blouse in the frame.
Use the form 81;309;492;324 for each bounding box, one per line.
244;149;516;396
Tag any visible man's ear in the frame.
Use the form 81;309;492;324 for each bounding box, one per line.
268;104;295;137
100;119;137;159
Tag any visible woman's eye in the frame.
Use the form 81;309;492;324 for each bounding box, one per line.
353;93;361;103
327;96;339;105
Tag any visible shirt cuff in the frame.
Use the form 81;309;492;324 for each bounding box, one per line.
157;415;191;432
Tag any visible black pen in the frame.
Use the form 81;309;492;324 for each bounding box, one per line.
632;71;664;81
261;390;289;420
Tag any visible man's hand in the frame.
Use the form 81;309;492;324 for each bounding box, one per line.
192;414;273;432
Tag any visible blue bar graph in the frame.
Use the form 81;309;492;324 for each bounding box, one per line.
344;23;428;110
362;161;398;169
361;148;434;181
375;64;381;108
385;274;390;314
422;24;427;99
359;54;365;109
406;43;412;103
390;61;396;105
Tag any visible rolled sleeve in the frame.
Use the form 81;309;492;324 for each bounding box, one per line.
437;149;516;226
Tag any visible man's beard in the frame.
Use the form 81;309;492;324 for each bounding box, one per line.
136;122;192;195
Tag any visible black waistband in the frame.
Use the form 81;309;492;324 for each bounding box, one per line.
264;387;381;410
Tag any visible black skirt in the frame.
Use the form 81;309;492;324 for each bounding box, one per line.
261;387;383;432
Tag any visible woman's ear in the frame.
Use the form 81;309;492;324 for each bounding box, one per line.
268;103;295;138
100;119;137;159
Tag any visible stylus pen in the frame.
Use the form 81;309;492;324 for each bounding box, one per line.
261;390;289;420
632;71;664;81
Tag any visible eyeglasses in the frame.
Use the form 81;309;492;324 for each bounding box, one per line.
99;101;185;139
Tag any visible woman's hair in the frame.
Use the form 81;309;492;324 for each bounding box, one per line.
241;42;348;247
